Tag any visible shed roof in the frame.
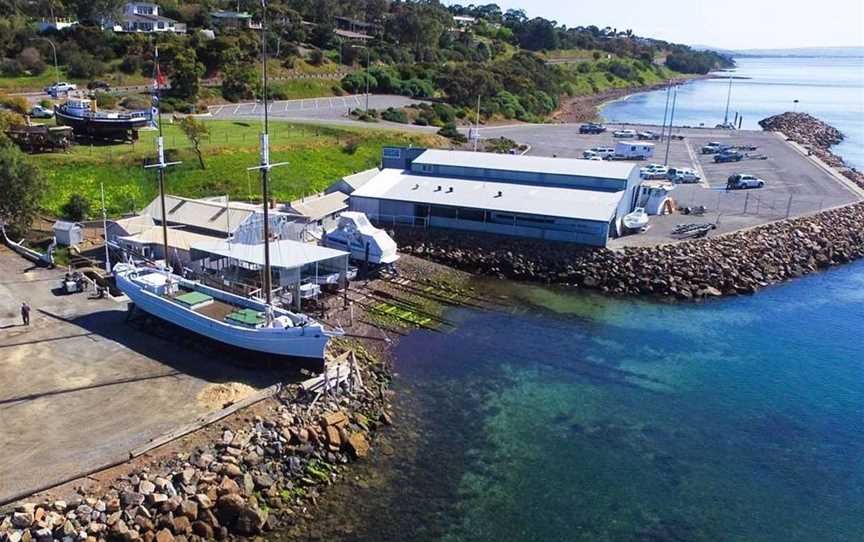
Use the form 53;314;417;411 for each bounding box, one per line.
191;239;348;270
53;221;81;231
112;214;155;236
287;191;349;222
351;169;624;222
142;195;256;233
413;149;637;181
341;168;380;191
118;226;217;252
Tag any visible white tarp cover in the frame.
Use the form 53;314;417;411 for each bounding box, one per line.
190;239;348;270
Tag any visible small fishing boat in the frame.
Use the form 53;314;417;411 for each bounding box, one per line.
55;95;149;140
323;212;399;265
623;207;649;231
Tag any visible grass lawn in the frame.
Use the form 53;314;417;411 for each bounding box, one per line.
269;78;344;100
33;120;443;217
0;66;151;93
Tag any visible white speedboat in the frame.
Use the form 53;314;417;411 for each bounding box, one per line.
114;264;333;359
323;212;399;265
623;207;649;230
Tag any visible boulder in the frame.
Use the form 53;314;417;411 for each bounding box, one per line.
233;506;267;536
347;432;371;459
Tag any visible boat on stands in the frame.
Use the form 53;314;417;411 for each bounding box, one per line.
623;207;649;231
55;95;149;140
113;18;340;362
323;212;399;266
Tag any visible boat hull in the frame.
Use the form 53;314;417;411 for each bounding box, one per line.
115;269;331;361
55;107;149;140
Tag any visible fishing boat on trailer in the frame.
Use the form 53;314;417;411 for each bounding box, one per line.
55;95;149;140
113;19;341;362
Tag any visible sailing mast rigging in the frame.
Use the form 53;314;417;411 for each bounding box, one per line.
145;46;180;271
247;0;288;306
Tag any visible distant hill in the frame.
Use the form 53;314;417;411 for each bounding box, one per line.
692;45;864;58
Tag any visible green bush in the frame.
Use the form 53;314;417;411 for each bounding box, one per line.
39;99;53;109
331;85;345;96
381;107;408;123
0;58;23;76
66;52;105;79
437;122;466;143
413;117;429;126
94;92;118;109
18;48;46;75
120;95;151;110
61;194;90;221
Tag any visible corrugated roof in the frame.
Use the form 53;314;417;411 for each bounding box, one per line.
351;169;624;222
287;192;349;222
191;239;348;270
413;149;637;181
142;195;255;234
112;214;155;236
119;226;217;252
342;168;380;191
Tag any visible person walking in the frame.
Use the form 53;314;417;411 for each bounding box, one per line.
20;301;31;326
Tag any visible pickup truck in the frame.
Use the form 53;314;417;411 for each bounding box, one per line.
613;129;637;138
45;81;77;95
714;150;744;163
579;123;606;134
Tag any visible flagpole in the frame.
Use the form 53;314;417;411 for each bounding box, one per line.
260;0;272;305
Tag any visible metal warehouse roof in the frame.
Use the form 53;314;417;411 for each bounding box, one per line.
191;239;348;270
287;191;349;222
412;149;637;180
118;226;217;252
142;195;256;234
351;169;624;222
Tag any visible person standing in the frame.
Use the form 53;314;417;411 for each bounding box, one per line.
20;302;30;326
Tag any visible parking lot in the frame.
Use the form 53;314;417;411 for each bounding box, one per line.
480;123;863;246
0;247;285;503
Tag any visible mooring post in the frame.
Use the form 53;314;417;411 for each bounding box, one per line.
785;194;793;218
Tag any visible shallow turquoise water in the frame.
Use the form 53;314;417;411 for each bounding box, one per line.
310;262;864;542
600;56;864;168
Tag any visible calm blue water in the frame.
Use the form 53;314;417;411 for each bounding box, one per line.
601;56;864;168
299;262;864;542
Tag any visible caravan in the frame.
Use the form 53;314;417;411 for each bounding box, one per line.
606;141;655;160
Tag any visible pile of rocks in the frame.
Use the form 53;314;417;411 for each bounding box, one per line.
759;112;864;189
0;351;392;542
395;202;864;299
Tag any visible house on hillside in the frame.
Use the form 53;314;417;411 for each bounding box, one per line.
210;10;261;31
105;3;186;34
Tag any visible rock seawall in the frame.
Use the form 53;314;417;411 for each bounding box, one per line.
396;113;864;299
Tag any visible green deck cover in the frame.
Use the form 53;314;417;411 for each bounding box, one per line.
175;291;214;307
225;308;264;326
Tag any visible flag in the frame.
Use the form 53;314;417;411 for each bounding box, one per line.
153;47;167;90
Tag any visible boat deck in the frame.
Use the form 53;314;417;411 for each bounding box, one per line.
165;288;252;323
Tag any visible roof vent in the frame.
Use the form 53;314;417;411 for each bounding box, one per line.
495;190;502;198
447;187;453;193
435;185;442;192
412;183;419;190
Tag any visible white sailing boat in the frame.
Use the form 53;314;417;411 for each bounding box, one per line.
113;9;339;360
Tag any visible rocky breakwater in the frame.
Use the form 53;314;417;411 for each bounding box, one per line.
396;202;864;298
0;347;393;542
759;112;864;189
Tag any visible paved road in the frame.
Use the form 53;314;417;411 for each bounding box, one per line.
0;247;283;503
207;94;427;124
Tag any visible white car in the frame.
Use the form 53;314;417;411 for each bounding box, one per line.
45;82;77;95
727;174;766;190
640;164;668;179
29;105;54;118
582;151;603;161
667;167;701;183
613;129;637;138
588;146;615;158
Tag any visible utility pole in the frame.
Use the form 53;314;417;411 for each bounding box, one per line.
659;80;672;143
473;94;481;151
34;38;59;88
664;86;678;167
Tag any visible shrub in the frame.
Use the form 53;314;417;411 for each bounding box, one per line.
120;95;151;110
381;107;408;123
437;122;466;142
66;52;105;79
0;58;23;76
0;94;30;115
18;48;46;75
61;194;90;221
309;49;325;66
39;99;53;109
331;85;345;96
94;92;118;109
119;55;143;75
413;116;428;126
342;138;360;154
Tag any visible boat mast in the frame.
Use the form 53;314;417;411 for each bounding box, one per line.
145;46;180;272
722;74;733;126
248;0;288;305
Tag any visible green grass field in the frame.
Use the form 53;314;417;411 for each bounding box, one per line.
33;120;442;217
269;78;343;100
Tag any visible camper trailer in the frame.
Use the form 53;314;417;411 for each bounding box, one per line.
607;141;655;160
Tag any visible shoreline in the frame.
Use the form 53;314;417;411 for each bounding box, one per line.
394;113;864;300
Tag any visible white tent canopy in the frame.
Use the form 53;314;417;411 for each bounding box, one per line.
191;239;348;270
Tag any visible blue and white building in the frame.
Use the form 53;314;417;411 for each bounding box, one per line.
348;148;641;247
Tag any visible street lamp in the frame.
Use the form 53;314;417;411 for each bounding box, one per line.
33;37;59;89
351;44;371;113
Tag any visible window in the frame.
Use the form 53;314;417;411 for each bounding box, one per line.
457;208;485;222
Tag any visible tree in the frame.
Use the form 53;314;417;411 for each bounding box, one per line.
221;62;256;102
18;47;45;75
179;116;209;170
163;46;204;101
61;194;91;221
0;145;46;234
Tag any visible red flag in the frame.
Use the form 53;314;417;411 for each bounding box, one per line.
154;47;167;89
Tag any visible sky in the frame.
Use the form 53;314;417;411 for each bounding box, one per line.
456;0;864;50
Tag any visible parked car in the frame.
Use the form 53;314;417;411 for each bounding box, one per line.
714;150;744;163
579;123;606;134
87;80;111;91
45;81;77;95
29;105;54;118
667;167;701;183
582;151;603;160
701;142;726;154
727;174;765;190
640;163;668;179
585;146;615;159
613;129;637;138
637;130;660;140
